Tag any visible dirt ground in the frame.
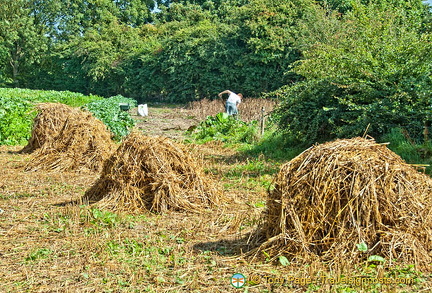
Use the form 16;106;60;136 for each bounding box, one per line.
132;105;199;140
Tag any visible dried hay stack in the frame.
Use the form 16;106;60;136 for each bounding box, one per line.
255;137;432;270
25;109;115;173
20;103;83;153
83;132;221;213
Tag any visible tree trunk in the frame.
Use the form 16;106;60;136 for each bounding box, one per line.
10;42;23;87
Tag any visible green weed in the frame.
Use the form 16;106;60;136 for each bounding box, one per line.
25;248;52;262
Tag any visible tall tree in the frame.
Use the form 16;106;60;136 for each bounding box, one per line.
26;0;155;94
125;0;316;102
32;0;155;41
0;0;48;87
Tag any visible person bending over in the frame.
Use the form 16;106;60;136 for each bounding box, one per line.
218;90;243;116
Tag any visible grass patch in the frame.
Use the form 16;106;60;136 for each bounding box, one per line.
380;127;432;174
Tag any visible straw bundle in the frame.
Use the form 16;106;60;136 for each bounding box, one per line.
83;132;221;213
20;103;83;153
25;110;115;173
254;137;432;269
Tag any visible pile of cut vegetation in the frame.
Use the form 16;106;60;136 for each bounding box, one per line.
25;105;115;172
83;132;221;213
20;103;83;153
253;137;432;270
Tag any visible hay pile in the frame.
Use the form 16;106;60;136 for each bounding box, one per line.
21;103;84;153
25;108;115;173
254;137;432;269
83;132;221;213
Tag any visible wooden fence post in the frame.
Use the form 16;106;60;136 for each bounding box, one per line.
260;107;265;136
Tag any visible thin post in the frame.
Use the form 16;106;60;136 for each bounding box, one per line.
260;107;265;136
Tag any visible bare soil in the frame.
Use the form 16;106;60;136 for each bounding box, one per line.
132;105;199;140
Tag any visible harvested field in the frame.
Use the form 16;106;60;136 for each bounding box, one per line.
252;137;432;272
0;141;268;293
83;132;221;213
188;98;277;122
1;106;431;292
24;106;116;173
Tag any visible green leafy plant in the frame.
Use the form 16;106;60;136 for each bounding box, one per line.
191;112;259;144
89;208;120;228
83;95;137;141
272;1;432;145
367;255;386;263
278;255;290;266
356;242;368;252
25;248;52;262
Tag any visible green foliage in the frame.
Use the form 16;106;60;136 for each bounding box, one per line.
239;127;304;161
89;208;120;228
278;255;290;266
0;88;101;145
51;21;147;97
273;1;432;144
356;242;368;252
191;112;259;143
124;0;315;102
381;128;432;173
126;6;239;102
25;248;52;262
83;95;137;140
0;88;102;106
33;0;155;42
367;255;386;263
0;0;49;87
231;0;312;93
0;96;33;145
17;0;154;97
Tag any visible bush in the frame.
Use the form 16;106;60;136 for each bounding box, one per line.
272;1;432;145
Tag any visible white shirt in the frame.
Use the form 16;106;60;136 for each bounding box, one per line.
227;92;241;105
